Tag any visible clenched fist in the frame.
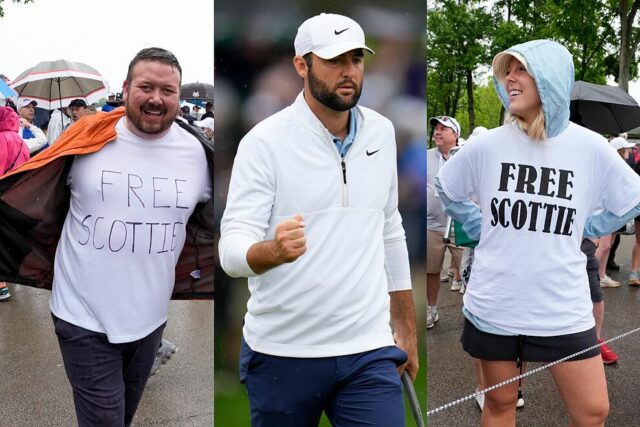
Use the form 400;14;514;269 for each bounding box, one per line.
247;214;307;274
273;214;306;263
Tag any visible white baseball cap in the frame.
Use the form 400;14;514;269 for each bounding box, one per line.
294;13;375;59
17;98;37;109
610;136;636;150
430;116;461;136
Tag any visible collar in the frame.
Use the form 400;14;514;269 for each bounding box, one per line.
293;91;363;138
332;109;357;158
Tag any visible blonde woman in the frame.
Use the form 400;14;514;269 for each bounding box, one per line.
436;39;640;426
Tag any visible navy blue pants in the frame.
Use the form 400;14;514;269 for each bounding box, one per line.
52;314;165;427
240;339;407;427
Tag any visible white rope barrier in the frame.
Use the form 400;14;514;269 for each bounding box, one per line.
427;326;640;417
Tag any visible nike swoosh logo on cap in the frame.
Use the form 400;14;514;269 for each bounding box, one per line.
334;28;349;35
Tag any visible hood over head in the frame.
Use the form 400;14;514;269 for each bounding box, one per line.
492;39;574;138
0;106;19;133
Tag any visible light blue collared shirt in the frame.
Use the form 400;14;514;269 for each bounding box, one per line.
331;109;357;158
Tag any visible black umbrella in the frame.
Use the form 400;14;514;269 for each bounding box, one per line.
180;82;214;102
570;80;640;134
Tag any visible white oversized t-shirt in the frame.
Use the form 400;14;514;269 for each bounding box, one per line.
50;118;211;343
438;122;640;336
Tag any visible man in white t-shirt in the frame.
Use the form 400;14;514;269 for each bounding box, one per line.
47;107;72;146
43;47;212;426
426;115;464;328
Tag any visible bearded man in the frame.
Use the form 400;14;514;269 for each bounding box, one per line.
219;13;418;427
0;47;213;426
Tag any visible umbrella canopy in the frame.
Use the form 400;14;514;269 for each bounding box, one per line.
10;59;110;110
180;82;214;102
570;80;640;134
0;79;17;101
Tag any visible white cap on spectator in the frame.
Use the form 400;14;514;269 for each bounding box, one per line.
294;13;374;59
17;98;37;109
429;116;461;136
610;136;635;150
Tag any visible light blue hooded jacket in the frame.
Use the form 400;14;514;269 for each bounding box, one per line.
435;39;640;241
493;39;574;139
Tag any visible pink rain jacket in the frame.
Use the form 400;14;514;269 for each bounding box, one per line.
0;106;29;175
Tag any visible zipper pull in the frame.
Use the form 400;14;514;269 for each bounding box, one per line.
341;160;347;184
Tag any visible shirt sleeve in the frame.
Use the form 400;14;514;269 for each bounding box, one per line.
434;176;482;241
436;144;477;203
597;146;640;217
584;203;640;238
23;125;48;154
218;131;276;278
384;238;412;292
382;126;411;292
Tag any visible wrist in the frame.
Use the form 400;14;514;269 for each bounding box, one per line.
247;240;282;275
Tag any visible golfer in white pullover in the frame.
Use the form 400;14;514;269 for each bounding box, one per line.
219;12;418;427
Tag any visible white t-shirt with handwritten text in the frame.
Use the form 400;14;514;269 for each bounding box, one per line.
50;118;211;343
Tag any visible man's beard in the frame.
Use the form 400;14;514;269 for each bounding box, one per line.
125;101;177;136
308;68;361;112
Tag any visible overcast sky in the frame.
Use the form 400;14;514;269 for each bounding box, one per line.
2;1;639;106
0;0;213;97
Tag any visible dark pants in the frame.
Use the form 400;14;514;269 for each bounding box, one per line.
608;233;621;264
582;238;603;303
240;339;407;427
52;314;165;427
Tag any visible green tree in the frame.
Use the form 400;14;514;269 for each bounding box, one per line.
428;0;639;141
492;0;616;83
615;0;640;91
489;0;618;129
427;4;465;120
427;0;493;131
454;77;503;138
492;0;557;39
547;0;615;83
0;0;34;17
